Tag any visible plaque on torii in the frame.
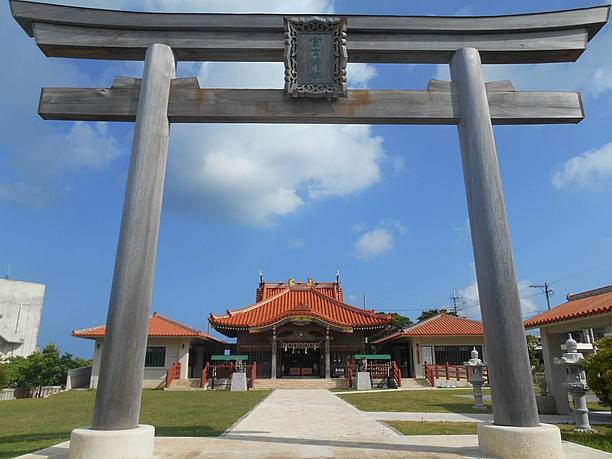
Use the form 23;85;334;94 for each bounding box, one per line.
9;1;609;456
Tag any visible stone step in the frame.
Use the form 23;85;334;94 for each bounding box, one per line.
400;378;432;388
166;378;203;390
254;378;348;390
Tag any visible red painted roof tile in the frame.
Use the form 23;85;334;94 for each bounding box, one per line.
372;313;483;344
524;286;612;329
72;312;225;343
210;284;390;330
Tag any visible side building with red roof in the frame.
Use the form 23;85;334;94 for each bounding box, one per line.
524;284;612;414
209;277;392;379
73;312;227;389
371;312;485;381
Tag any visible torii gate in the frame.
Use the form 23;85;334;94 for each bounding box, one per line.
11;1;609;458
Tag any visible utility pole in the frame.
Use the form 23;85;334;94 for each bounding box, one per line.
449;290;460;315
529;282;553;310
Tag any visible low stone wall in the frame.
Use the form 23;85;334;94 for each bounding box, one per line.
0;386;62;400
67;366;92;389
434;378;472;388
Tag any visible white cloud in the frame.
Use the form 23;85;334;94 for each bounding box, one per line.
433;26;612;98
347;63;378;89
459;279;539;320
552;142;612;189
354;228;395;260
166;124;384;225
380;218;407;234
351;219;407;260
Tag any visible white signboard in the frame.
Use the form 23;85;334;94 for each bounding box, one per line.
421;346;433;365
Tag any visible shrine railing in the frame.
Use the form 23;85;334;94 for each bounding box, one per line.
200;362;210;389
165;361;181;388
391;361;402;388
424;363;488;387
248;362;257;389
345;363;354;388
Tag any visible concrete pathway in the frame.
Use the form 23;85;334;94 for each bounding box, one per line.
368;410;612;425
18;389;612;458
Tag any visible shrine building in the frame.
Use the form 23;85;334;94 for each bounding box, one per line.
209;276;392;379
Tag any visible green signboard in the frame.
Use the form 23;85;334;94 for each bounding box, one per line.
354;354;391;360
210;355;248;361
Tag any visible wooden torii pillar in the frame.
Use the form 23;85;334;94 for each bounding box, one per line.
10;1;609;458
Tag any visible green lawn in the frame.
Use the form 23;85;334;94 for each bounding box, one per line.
386;421;612;453
338;389;492;414
558;423;612;453
0;389;270;459
386;421;478;435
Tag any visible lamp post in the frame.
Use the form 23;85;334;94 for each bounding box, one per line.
553;335;596;433
465;347;487;410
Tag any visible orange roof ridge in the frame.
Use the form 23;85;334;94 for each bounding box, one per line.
152;312;200;335
73;312;226;343
372;313;483;344
308;287;390;318
566;284;612;302
211;288;291;320
525;287;612;329
210;284;392;330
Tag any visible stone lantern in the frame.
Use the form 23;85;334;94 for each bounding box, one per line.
465;347;486;410
553;335;596;433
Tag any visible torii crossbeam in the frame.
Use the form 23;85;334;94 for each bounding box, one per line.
10;1;609;458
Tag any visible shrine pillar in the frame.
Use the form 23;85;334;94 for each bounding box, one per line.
451;47;562;458
271;329;277;379
325;328;331;379
91;43;175;431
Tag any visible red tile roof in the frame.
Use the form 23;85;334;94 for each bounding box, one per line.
257;281;343;303
210;284;390;331
524;285;612;329
372;313;484;344
72;312;225;343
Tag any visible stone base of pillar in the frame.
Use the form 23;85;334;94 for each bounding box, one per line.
478;422;562;459
69;424;155;459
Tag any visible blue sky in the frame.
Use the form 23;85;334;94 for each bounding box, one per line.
1;0;611;358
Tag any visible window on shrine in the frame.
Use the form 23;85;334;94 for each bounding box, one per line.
145;346;166;367
434;345;482;366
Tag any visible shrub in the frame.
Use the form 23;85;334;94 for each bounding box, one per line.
584;337;612;410
0;363;9;390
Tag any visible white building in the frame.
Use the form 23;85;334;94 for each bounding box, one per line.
0;278;45;358
73;312;227;389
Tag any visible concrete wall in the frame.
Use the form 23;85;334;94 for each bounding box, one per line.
90;337;192;389
0;279;45;357
66;366;92;389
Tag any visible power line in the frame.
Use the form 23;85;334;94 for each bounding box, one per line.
529;282;553;310
449;290;460;315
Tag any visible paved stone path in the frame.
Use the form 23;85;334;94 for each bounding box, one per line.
368;410;612;425
19;389;612;458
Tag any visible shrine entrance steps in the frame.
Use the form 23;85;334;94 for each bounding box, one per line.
165;378;202;391
401;378;432;389
254;378;348;390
